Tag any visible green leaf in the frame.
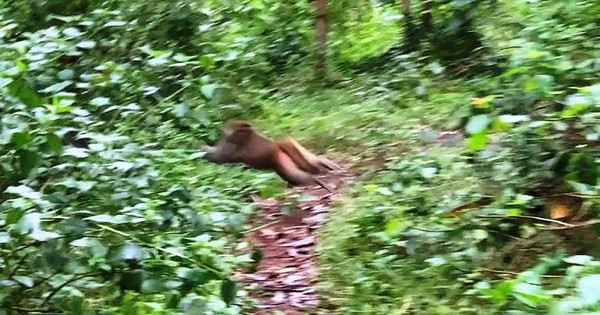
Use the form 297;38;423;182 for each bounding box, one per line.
180;268;209;285
199;55;215;69
465;115;491;134
221;279;237;306
512;283;546;307
467;132;488;151
45;133;63;154
385;219;403;236
7;79;43;108
17;149;41;177
10;132;31;148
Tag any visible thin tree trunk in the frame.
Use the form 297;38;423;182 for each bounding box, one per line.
421;0;433;33
314;0;328;80
401;0;418;52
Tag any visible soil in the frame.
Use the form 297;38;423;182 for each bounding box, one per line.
234;175;347;315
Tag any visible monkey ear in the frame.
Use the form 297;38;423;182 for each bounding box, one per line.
227;123;254;145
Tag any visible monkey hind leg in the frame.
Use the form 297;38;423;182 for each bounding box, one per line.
277;137;341;175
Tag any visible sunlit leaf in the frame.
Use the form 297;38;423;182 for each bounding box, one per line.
63;148;90;158
63;27;83;38
84;214;126;224
577;275;600;306
425;256;447;266
385;219;403;236
420;167;437;179
5;185;42;199
30;230;61;241
201;84;216;99
465;115;490;134
90;97;110;107
13;276;34;288
564;255;594;265
76;40;97;49
119;243;145;261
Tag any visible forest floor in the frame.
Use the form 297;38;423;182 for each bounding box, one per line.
233;173;349;315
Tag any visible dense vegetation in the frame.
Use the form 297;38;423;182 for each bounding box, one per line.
1;0;599;314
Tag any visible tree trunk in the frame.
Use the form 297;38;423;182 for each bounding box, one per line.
421;0;433;33
401;0;418;52
314;0;328;80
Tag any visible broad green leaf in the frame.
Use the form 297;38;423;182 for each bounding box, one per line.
221;279;237;306
7;79;43;108
199;55;215;69
45;133;63;154
17;149;41;177
385;219;403;236
467;132;488;151
512;283;546;307
10;132;31;148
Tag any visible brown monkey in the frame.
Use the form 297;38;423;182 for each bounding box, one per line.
203;120;340;190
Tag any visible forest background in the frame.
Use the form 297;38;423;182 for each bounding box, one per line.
0;0;599;314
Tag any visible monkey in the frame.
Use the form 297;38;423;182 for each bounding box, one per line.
203;120;341;191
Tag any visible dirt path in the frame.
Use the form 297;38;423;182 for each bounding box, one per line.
234;177;345;315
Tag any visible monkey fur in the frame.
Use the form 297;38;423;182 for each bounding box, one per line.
203;120;341;191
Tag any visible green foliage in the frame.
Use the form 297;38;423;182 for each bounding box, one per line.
1;0;599;314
